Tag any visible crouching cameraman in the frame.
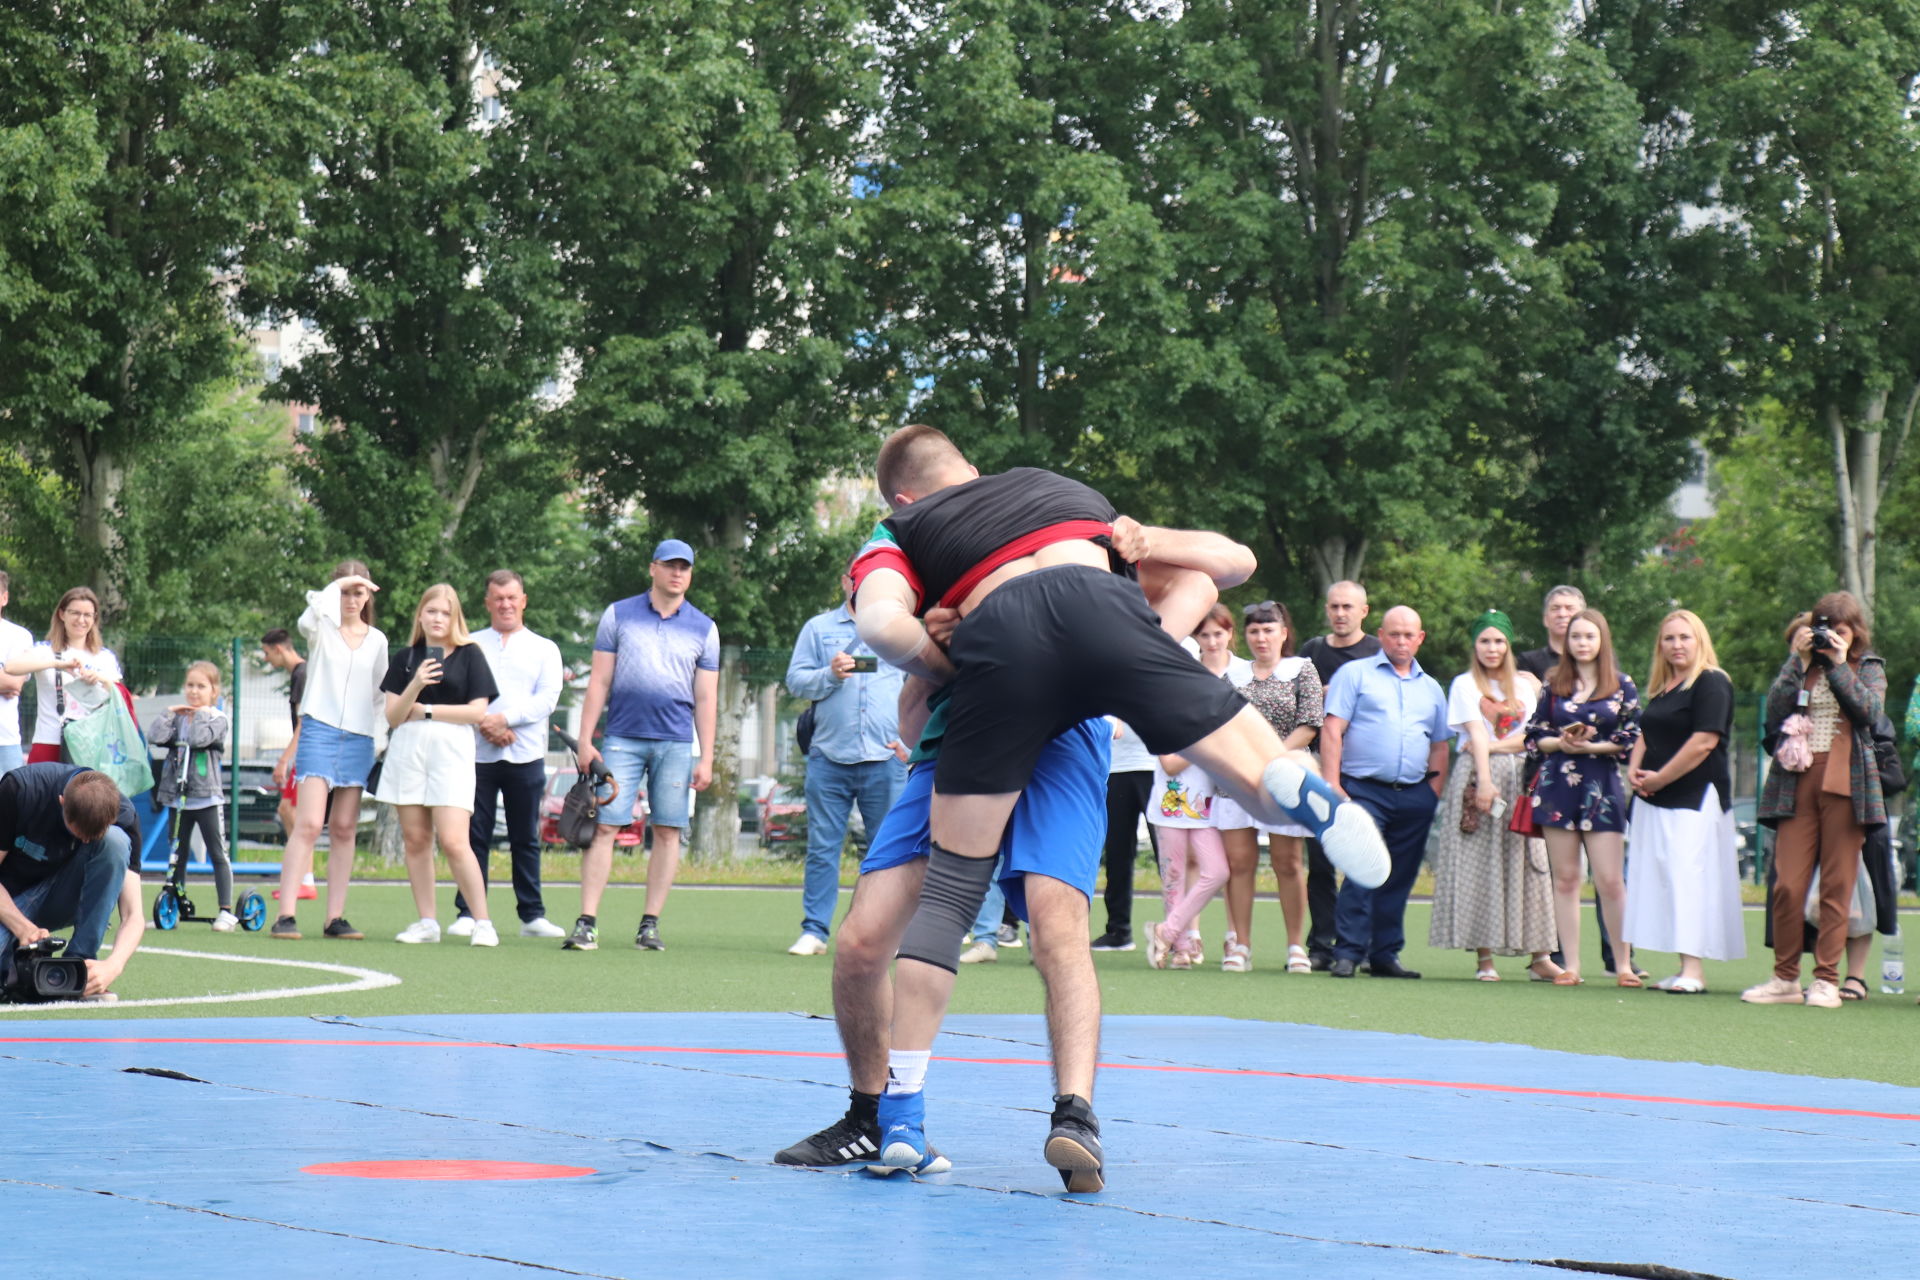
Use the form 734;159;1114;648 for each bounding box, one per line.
1;764;144;1001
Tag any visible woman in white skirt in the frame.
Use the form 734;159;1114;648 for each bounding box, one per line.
374;584;501;946
1428;611;1559;981
1624;609;1744;993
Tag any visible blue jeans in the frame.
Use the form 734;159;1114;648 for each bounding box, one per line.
0;744;25;778
801;754;905;939
1334;777;1440;967
972;874;1007;947
0;826;131;978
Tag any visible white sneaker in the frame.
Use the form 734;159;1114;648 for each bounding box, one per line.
788;932;830;956
446;916;476;938
1803;978;1842;1008
958;940;999;964
519;917;567;939
1741;975;1805;1004
211;910;239;933
469;920;499;948
395;918;442;944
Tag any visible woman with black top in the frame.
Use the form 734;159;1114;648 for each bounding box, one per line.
373;584;501;946
1624;610;1743;993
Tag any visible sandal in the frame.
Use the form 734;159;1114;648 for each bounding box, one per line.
1553;970;1584;986
1840;975;1869;1002
1285;944;1311;975
1527;958;1564;983
1653;974;1707;994
1616;970;1644;989
1475;964;1501;982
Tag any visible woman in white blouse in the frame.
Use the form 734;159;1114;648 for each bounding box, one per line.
5;587;123;764
270;561;388;941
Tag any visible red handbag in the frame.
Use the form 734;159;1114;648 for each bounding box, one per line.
1507;777;1539;836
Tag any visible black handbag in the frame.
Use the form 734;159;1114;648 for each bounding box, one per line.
552;729;618;847
1872;712;1908;796
795;702;818;756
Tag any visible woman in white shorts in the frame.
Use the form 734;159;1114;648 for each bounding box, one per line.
1212;601;1322;973
374;584;501;946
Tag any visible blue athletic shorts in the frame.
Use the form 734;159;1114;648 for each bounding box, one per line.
859;718;1110;922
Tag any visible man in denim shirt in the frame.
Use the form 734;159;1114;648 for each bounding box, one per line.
784;575;908;955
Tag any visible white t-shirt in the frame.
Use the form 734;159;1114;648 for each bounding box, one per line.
1106;717;1155;774
0;618;34;747
1446;671;1536;752
1149;759;1217;829
29;645;123;746
298;580;390;738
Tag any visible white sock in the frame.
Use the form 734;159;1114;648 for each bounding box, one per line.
302;871;316;886
885;1049;931;1096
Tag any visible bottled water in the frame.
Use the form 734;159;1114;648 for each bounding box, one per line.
1882;925;1905;995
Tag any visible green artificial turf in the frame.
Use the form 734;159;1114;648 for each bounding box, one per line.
24;881;1919;1089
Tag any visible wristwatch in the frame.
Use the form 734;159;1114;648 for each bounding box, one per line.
424;707;434;721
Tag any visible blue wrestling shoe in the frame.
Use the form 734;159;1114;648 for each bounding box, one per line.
873;1089;949;1174
1262;758;1390;888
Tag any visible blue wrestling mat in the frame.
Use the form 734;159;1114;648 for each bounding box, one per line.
2;1012;1913;1278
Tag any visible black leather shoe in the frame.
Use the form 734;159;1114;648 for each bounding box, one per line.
1329;957;1357;978
1308;950;1333;972
1368;959;1422;979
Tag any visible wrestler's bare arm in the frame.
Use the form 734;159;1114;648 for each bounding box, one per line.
897;675;937;751
856;569;957;684
1116;520;1256;640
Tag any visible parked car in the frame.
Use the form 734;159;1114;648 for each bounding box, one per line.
758;780;806;848
540;765;645;849
230;762;288;846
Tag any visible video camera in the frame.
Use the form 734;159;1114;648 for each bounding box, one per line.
2;937;90;1004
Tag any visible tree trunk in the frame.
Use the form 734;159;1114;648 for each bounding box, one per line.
689;655;750;864
1306;534;1368;594
70;433;125;613
1826;396;1885;620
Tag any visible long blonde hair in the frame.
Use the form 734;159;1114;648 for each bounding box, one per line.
1647;608;1721;693
1468;626;1527;720
407;583;473;647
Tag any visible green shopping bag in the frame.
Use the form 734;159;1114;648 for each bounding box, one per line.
63;695;156;797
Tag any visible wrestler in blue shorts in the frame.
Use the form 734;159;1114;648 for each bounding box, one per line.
775;702;1108;1179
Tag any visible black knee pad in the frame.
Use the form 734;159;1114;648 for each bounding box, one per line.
896;843;999;974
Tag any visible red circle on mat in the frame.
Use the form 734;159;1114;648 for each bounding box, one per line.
303;1160;594;1181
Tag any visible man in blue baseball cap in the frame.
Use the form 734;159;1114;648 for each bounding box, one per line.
569;537;720;952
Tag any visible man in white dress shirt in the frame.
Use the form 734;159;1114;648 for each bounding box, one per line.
450;570;567;937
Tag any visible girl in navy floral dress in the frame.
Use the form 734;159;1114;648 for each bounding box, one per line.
1525;609;1642;986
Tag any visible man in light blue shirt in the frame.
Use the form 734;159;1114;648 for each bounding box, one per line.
1319;606;1451;979
783;576;907;954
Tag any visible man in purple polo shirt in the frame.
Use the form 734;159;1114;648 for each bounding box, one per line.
571;540;721;952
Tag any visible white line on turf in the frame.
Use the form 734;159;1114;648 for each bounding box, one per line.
0;946;402;1012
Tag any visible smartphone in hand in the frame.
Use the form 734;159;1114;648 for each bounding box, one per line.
1488;797;1509;821
426;645;446;663
849;654;878;674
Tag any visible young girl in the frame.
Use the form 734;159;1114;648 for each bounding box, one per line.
1525;608;1642;986
5;587;123;764
150;661;236;931
274;561;387;940
1146;748;1226;970
372;584;501;946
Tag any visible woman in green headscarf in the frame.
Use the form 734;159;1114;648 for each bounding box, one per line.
1429;610;1561;981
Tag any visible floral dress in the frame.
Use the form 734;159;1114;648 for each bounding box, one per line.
1524;676;1641;834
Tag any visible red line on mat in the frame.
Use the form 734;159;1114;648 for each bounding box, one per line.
6;1035;1915;1122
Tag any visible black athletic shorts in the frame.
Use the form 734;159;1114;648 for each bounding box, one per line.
934;565;1249;796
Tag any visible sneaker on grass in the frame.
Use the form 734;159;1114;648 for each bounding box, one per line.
1740;975;1805;1004
1089;928;1134;952
787;932;829;956
561;917;597;951
322;917;364;940
395;918;442;945
469;920;499;948
635;920;665;950
519;917;567;939
269;916;300;941
995;923;1022;949
958;939;998;964
210;910;238;934
446;916;475;938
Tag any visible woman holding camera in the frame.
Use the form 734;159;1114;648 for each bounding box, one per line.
1525;609;1641;986
1745;592;1888;1009
1623;610;1743;993
373;584;501;947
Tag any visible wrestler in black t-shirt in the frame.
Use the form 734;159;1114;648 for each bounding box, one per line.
378;642;499;708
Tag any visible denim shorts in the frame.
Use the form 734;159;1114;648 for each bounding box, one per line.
603;736;693;828
294;714;376;790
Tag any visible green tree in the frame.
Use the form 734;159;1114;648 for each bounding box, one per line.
244;1;582;618
0;2;312;609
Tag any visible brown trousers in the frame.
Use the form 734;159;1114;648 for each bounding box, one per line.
1769;753;1864;984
